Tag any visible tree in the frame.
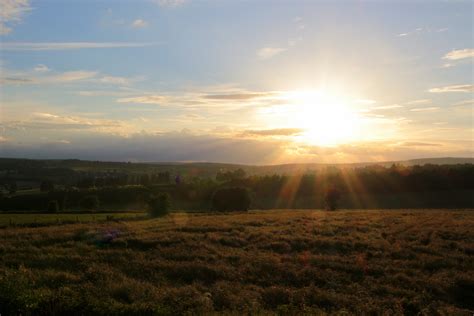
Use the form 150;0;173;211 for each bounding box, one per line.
80;195;100;211
40;180;55;192
216;168;247;182
325;187;341;211
148;193;171;217
47;200;59;213
211;187;251;212
8;182;17;195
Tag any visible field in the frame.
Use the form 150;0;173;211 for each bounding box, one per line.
1;210;473;315
0;212;144;227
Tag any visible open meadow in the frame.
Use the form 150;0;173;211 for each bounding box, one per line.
0;212;145;228
0;209;473;315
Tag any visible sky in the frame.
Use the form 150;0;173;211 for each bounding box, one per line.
0;0;473;164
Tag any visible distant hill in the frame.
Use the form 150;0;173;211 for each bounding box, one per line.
0;157;472;177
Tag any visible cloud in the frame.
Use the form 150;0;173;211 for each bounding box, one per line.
34;64;50;72
399;141;442;147
202;92;274;100
452;99;473;107
0;76;33;84
0;42;154;51
2;112;125;133
114;88;283;109
1;122;471;164
1;112;130;135
372;104;404;110
154;0;186;7
50;71;98;82
405;99;430;105
409;107;440;112
0;0;31;35
443;48;474;60
77;89;139;97
1;70;98;84
131;19;148;28
429;84;474;93
1;67;136;86
257;47;286;60
0;131;286;164
98;75;132;85
117;95;168;105
242;128;304;137
397;27;423;37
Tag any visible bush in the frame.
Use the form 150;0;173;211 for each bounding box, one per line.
148;193;171;217
325;187;341;211
80;195;100;211
47;200;59;213
211;187;251;212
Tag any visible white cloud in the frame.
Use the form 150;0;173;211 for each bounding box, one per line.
443;48;474;60
77;89;137;97
1;65;138;86
117;95;168;105
3;111;127;134
1;70;98;84
373;104;404;110
49;71;98;82
257;47;286;60
0;42;154;51
154;0;186;7
429;84;474;93
33;64;50;72
131;19;148;28
405;99;430;105
0;0;31;35
452;99;473;107
98;76;131;85
409;107;440;112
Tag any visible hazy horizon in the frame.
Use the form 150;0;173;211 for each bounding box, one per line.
1;0;473;164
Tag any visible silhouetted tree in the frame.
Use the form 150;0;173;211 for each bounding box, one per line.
148;193;171;217
8;182;17;195
216;168;247;182
40;180;55;192
47;200;59;213
325;187;341;211
80;195;100;211
211;187;251;212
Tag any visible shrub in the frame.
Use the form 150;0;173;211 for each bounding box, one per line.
80;195;100;211
47;200;59;213
325;187;341;211
148;193;171;217
211;187;251;212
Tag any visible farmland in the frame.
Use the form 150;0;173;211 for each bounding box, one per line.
1;209;473;315
0;212;144;228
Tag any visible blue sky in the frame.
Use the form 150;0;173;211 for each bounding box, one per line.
0;0;472;163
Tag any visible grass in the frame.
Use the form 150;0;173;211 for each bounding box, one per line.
0;212;145;227
0;209;473;315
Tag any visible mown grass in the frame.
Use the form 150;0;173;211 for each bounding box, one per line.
0;212;145;227
0;210;473;315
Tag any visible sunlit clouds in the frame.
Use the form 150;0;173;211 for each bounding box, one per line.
0;0;472;163
0;0;31;35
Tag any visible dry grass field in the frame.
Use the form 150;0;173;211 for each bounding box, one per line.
1;210;473;315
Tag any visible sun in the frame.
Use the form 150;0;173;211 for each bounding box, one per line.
264;90;363;146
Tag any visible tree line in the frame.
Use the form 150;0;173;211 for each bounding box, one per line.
1;164;473;212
